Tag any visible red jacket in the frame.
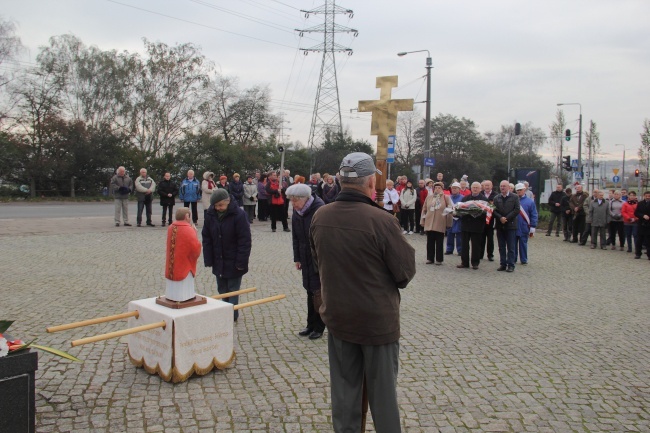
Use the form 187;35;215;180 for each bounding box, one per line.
621;200;638;224
165;221;201;281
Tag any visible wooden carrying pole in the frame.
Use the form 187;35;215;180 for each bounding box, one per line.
210;287;256;300
70;321;166;347
47;311;139;333
233;294;286;310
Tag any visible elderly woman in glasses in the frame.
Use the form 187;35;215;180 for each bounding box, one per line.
286;183;327;340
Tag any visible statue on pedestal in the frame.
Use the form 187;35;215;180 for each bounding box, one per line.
165;208;202;302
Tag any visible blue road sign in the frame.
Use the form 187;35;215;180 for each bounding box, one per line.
424;157;435;167
387;135;395;163
574;172;583;180
571;159;578;168
612;175;620;183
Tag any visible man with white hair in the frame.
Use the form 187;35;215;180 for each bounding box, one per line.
180;170;201;225
110;166;133;227
493;180;521;272
134;168;156;227
310;152;416;433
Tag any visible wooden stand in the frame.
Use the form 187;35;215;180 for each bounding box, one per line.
156;295;207;309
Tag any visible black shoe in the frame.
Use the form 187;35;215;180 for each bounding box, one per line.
634;255;641;259
123;223;132;226
471;265;479;270
115;223;120;227
488;256;494;262
563;239;569;242
272;229;276;232
444;252;453;255
456;264;469;269
137;224;142;227
283;228;291;232
570;240;578;243
308;331;323;340
506;266;515;272
545;233;551;237
298;328;313;337
161;222;166;227
147;223;155;227
497;265;507;271
520;262;528;265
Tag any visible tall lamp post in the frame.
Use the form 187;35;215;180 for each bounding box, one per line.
615;144;627;189
557;103;582;184
398;50;432;179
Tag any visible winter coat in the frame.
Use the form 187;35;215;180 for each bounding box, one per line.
110;174;133;199
291;196;325;293
635;199;650;235
460;193;489;233
399;188;417;210
200;172;216;209
322;182;340;204
229;180;244;206
157;179;178;206
621;200;638;226
569;191;589;216
257;181;269;200
584;196;596;224
243;182;258;206
383;188;400;212
134;176;156;201
608;198;624;222
179;177;201;203
548;190;564;214
560;193;572;215
493;192;520;231
589;199;610;227
516;195;538;236
266;179;284;205
421;193;452;233
448;192;463;233
202;199;251;279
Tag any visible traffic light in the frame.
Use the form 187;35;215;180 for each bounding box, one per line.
635;169;640;177
514;123;521;136
565;129;571;141
562;155;571;171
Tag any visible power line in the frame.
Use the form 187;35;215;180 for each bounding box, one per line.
106;0;298;49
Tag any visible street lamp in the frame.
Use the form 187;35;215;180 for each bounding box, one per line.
398;50;432;180
557;103;582;184
615;144;627;189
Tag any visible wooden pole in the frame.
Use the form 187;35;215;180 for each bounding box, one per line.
210;287;257;300
233;294;286;311
70;321;166;347
47;311;139;333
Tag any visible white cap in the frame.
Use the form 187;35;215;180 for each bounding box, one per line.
451;182;461;188
515;183;525;191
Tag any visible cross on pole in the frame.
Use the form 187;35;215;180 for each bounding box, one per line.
358;76;413;203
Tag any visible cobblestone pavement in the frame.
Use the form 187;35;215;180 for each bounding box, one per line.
1;211;649;432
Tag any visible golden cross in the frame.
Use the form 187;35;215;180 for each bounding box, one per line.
358;76;414;160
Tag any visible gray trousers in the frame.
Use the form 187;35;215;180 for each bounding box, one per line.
114;198;129;223
328;333;401;433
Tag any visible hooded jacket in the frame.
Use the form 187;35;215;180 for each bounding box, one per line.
202;200;251;279
201;172;215;209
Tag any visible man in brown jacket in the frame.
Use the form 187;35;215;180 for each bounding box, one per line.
569;183;590;243
310;152;416;433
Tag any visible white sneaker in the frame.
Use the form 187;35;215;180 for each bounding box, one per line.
402;230;408;234
407;231;413;235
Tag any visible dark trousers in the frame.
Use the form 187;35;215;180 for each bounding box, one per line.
306;291;325;333
580;223;592;245
624;225;638;252
216;275;242;321
270;204;288;230
184;201;198;224
562;213;573;240
609;221;625;247
257;198;269;221
401;209;415;232
328;334;401;433
461;231;482;267
136;196;153;225
415;204;423;233
244;205;256;222
161;204;174;224
481;226;494;259
636;232;650;258
496;228;517;268
591;225;607;247
547;212;561;235
572;214;586;242
426;231;445;263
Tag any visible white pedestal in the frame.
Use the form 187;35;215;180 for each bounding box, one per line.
127;297;234;382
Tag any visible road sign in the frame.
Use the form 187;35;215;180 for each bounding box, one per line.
612;175;620;183
574;172;583;180
571;159;578;169
387;135;395;163
612;168;619;175
424;157;435;167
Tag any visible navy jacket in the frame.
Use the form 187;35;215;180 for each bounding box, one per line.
493;193;521;230
202;199;251;279
291;196;325;293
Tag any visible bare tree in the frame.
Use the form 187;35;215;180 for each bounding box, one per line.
548;109;567;176
584;120;600;190
639;119;650;188
395;109;422;166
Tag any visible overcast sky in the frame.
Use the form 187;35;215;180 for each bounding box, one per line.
4;0;650;167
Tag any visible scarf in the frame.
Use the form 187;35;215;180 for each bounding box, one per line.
296;196;315;216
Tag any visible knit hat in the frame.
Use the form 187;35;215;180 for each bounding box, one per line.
285;183;312;198
210;188;230;205
219;175;227;181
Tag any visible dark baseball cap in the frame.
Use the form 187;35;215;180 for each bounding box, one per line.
339;152;382;178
